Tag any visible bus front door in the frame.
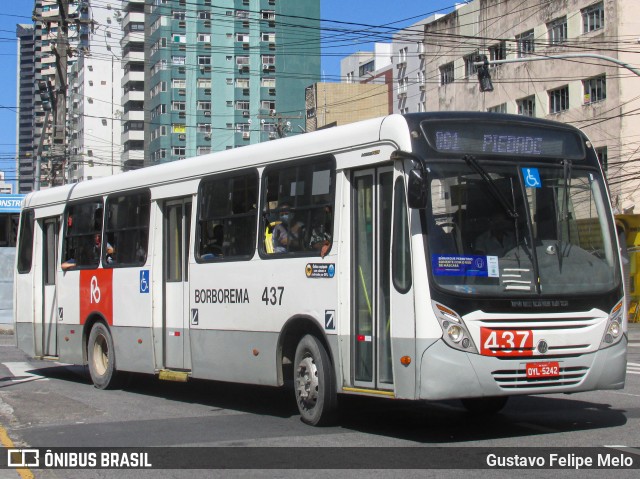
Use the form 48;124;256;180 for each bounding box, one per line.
36;217;59;358
351;167;395;391
163;198;192;371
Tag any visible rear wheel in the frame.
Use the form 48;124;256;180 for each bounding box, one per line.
294;334;337;426
461;396;508;415
87;322;120;389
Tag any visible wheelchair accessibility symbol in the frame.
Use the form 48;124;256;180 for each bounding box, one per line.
522;167;541;188
140;270;150;293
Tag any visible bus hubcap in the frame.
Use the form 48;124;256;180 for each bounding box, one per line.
296;356;319;409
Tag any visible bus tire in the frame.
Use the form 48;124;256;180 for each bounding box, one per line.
461;396;508;415
294;334;337;426
87;322;120;390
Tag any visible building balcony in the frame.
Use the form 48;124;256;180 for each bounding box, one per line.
122;50;144;63
122;109;144;122
122;129;145;143
122;90;145;104
122;70;145;85
121;31;145;47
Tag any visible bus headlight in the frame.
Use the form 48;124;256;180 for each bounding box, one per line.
601;300;625;348
432;302;478;354
447;324;463;343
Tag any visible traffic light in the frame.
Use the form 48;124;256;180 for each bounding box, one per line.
37;80;54;111
476;55;494;92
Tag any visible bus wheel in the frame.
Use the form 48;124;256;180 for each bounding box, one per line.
87;322;120;389
294;334;337;426
461;396;508;415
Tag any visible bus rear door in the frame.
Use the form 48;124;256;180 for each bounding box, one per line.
35;217;59;358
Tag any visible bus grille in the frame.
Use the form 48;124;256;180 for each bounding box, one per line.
491;366;589;389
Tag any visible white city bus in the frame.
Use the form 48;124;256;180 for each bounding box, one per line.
15;113;627;425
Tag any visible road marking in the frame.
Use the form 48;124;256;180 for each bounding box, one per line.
0;424;34;479
1;362;48;386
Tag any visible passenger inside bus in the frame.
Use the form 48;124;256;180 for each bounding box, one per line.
308;206;332;258
271;204;304;253
202;224;224;258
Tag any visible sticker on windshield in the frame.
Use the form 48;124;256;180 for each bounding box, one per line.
432;255;499;278
522;167;541;188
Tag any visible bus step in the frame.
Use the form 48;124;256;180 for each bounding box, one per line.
158;370;189;382
38;356;59;361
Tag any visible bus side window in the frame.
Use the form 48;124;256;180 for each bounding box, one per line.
62;200;104;269
197;170;258;261
104;190;151;267
260;157;335;256
17;209;35;274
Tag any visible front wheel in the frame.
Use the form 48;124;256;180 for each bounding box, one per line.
87;322;120;389
461;396;508;415
294;334;337;426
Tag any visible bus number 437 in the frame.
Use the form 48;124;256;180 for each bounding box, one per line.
262;286;284;306
480;328;533;356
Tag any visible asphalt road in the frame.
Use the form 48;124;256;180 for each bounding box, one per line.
0;326;638;479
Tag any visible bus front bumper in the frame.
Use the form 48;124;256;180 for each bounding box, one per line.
417;336;627;400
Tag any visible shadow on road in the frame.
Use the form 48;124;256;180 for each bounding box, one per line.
24;362;631;443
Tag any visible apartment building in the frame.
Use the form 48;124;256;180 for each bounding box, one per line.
144;0;320;164
422;0;639;212
15;24;35;194
67;3;123;182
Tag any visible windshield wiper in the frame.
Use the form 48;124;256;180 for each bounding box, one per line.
463;155;518;219
558;159;572;259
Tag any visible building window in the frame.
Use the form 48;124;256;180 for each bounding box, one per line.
197;123;211;133
583;75;606;104
171;101;187;111
198;56;211;66
198;34;211;43
595;146;607;173
199;11;210;20
489;41;506;63
172;79;186;89
236;101;249;111
488;103;507;113
583;2;604;33
261;78;276;88
172;146;186;157
440;62;454;85
549;86;569;113
197;147;211;156
517;95;535;117
261;32;275;43
197;101;211;111
198;78;211;88
236;55;249;65
464;51;479;77
516;29;534;58
548;16;567;44
172;56;185;65
236;78;250;89
261;54;275;65
237;33;250;43
359;60;375;77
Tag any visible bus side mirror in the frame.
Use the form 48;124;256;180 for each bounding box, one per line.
407;168;427;209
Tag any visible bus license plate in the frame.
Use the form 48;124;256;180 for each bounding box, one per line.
480;327;533;357
526;362;560;379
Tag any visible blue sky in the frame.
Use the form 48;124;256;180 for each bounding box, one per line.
0;0;456;189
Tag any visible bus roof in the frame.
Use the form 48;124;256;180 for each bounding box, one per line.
23;114;411;209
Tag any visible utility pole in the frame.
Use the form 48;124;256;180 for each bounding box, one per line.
32;0;92;189
257;111;304;139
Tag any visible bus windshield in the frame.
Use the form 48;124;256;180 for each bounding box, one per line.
426;160;618;296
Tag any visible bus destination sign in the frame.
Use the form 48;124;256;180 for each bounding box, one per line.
421;121;585;159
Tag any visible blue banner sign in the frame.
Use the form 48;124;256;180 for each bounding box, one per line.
0;195;25;213
432;255;499;277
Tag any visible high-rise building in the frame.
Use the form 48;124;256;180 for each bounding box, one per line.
121;0;145;171
141;0;320;165
67;2;124;182
15;24;35;194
